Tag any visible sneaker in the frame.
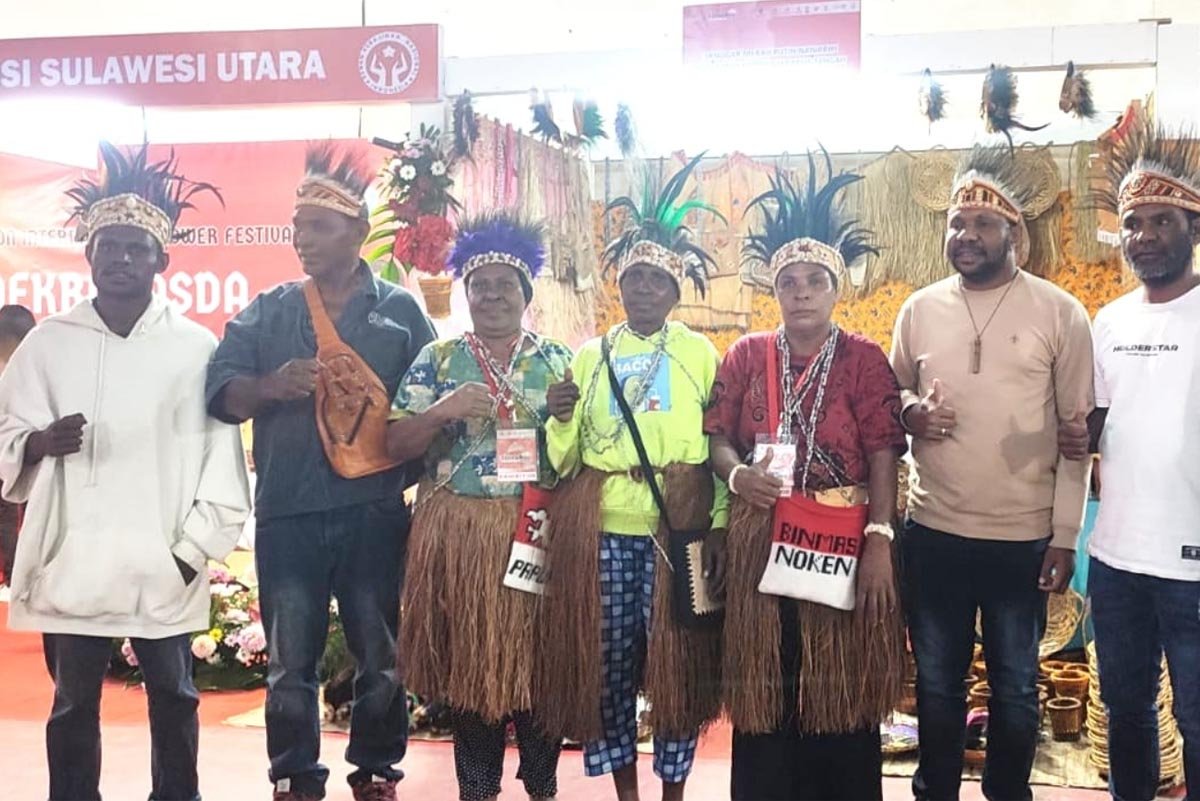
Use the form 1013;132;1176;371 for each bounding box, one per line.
350;775;398;801
272;778;322;801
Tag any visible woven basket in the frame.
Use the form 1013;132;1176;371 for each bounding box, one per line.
1047;697;1084;741
968;681;992;710
1051;669;1090;700
417;273;453;319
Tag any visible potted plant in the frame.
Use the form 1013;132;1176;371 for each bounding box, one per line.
366;124;462;317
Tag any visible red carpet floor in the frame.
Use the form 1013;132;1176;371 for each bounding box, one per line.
0;606;1110;800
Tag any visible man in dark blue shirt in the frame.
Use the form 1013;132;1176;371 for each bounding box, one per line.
206;145;435;801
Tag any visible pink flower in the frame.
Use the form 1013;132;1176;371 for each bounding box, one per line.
120;638;138;667
236;622;268;654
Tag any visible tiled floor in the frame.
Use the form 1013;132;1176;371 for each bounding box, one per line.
0;610;1115;800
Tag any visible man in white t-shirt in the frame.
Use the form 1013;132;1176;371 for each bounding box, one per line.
1079;120;1200;801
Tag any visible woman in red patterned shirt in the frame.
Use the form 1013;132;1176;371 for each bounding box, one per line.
704;154;908;800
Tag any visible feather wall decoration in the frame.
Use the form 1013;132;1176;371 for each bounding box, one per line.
918;68;948;128
1058;61;1096;120
565;99;607;150
452;91;481;160
615;104;638;158
529;89;562;144
981;65;1048;153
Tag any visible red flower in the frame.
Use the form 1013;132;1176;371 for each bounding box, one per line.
411;215;455;275
392;225;416;263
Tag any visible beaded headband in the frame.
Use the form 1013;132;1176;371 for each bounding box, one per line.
461;251;534;284
617;240;685;290
295;177;369;220
1117;167;1200;216
81;193;174;250
766;237;847;287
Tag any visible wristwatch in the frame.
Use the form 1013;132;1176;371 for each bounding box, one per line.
864;522;895;542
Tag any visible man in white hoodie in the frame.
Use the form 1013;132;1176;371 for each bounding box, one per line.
0;143;251;801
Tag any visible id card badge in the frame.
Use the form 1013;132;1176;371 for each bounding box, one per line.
496;428;540;482
753;434;797;498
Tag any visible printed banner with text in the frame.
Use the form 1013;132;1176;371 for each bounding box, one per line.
0;139;386;335
683;1;861;68
0;25;440;106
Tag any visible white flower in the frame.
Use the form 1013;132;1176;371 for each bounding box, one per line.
236;648;254;667
399;164;417;181
191;634;218;661
222;608;250;625
430;160;446;177
329;598;340;616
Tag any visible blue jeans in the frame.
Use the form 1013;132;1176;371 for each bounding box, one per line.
43;632;199;801
255;498;409;797
901;521;1047;801
1089;557;1200;801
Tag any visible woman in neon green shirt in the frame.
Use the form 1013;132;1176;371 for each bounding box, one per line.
538;155;728;801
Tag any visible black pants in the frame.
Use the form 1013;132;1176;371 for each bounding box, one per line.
452;710;561;801
731;597;883;800
256;499;409;797
43;632;199;801
902;521;1047;801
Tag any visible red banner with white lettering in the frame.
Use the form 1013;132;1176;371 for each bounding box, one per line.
0;139;386;335
0;25;440;106
683;1;861;69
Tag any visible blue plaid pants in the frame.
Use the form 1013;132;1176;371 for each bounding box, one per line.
583;533;698;783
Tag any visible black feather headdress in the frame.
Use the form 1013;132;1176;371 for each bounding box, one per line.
603;152;724;297
615;104;638;158
981;65;1048;153
452;91;481;161
918;68;948;128
1093;116;1200;217
296;142;374;220
742;149;877;292
66;141;221;248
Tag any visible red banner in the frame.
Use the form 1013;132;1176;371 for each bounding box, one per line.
0;25;440;106
683;1;861;68
0;139;387;335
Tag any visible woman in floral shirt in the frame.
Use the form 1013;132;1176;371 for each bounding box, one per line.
387;213;575;801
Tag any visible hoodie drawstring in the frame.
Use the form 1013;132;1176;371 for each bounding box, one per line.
87;332;106;487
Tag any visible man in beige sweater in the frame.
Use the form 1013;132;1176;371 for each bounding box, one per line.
890;146;1093;801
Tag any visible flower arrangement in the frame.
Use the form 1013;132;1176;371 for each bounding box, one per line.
110;567;268;691
367;124;462;283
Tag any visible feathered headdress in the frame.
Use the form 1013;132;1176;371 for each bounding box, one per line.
1059;61;1096;120
447;211;546;303
67;141;221;250
295;142;373;220
742;149;878;293
981;65;1048;153
565;99;607;150
949;144;1038;265
603;153;724;297
918;68;948;128
1094;116;1200;218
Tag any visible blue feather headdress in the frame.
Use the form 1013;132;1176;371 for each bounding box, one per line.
447;211;546;303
